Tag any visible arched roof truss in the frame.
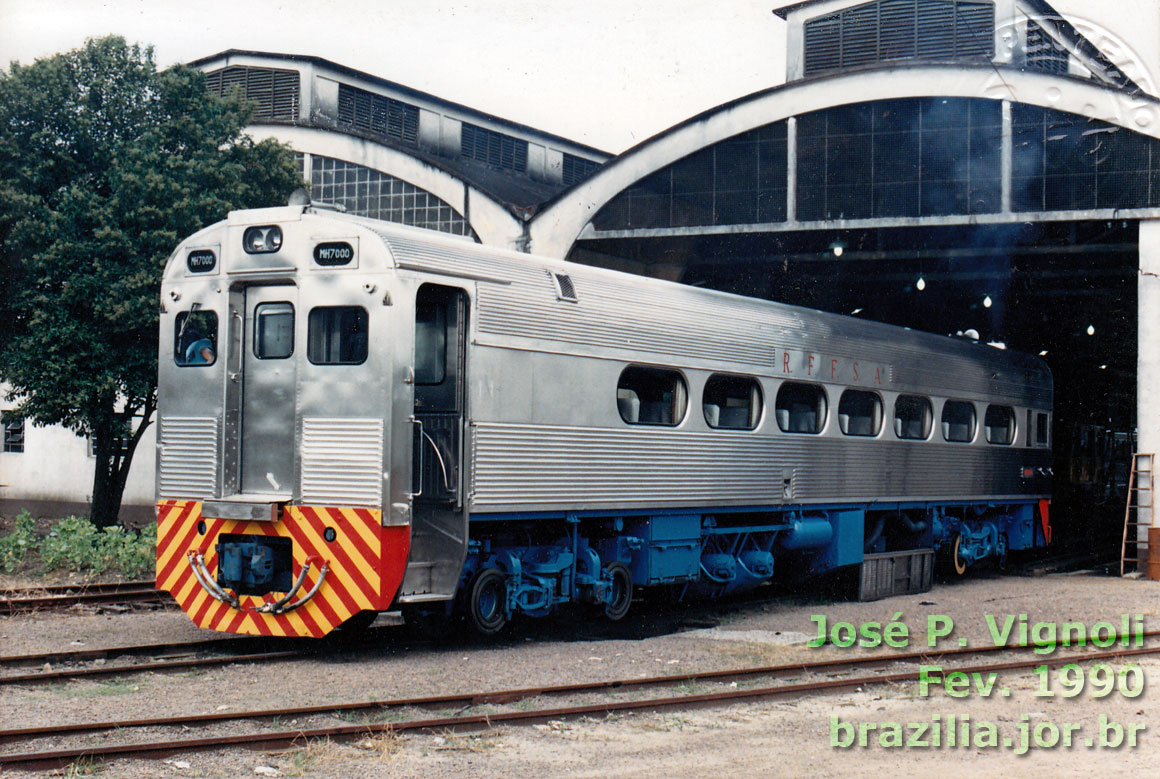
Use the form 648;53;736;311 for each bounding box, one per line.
529;65;1160;257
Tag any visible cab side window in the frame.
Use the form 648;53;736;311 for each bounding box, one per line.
175;310;218;366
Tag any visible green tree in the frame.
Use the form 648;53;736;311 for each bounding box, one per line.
0;37;302;527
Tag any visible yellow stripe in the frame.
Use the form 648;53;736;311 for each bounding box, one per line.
187;589;211;624
296;515;377;605
282;608;309;636
173;572;200;605
343;507;380;552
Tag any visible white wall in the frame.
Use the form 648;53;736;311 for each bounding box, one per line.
0;388;156;514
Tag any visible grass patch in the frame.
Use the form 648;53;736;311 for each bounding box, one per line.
0;511;155;578
52;678;144;698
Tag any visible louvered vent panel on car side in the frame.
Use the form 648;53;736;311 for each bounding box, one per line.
301;418;384;506
158;417;218;499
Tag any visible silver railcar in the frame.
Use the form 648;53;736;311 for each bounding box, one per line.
156;205;1052;637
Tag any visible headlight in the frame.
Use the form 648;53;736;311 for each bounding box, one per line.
243;225;283;254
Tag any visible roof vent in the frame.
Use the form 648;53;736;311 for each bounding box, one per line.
552;272;578;302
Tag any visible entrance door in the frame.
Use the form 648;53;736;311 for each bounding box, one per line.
240;286;297;496
408;284;468;597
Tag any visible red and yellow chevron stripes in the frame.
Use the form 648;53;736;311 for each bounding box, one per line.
156;500;410;638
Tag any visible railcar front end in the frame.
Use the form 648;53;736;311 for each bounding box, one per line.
156;208;415;637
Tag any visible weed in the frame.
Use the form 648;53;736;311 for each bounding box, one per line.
354;730;406;759
36;516;156;577
279;738;331;776
0;510;36;572
433;729;503;752
62;757;101;777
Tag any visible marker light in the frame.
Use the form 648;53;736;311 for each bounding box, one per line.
983;295;993;308
1087;325;1095;335
243;225;283;254
916;276;926;291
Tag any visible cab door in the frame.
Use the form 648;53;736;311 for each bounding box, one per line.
239;286;297;496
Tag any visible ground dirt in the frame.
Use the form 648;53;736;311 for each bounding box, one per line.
3;571;1160;777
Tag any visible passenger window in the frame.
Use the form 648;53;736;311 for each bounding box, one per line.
838;390;882;437
307;306;368;365
985;405;1015;445
703;374;761;430
617;366;687;426
775;382;827;434
254;302;294;359
175;310;218;366
1036;412;1049;446
941;401;976;443
894;395;932;440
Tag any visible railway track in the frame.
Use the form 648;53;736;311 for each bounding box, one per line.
0;627;399;686
0;580;167;615
3;637;1159;770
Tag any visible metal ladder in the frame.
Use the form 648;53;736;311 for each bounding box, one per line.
1121;452;1155;576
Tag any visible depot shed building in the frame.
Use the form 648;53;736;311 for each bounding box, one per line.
3;0;1159;552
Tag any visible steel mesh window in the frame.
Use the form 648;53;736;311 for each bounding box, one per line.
803;0;994;74
204;66;299;121
310;155;472;236
796;97;1001;221
591;122;787;230
1011;105;1160;212
461;123;528;174
336;84;419;146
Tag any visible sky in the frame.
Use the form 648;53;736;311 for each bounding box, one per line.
0;0;1157;153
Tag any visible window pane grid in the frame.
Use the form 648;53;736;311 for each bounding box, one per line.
797;97;1001;220
592;123;788;231
310;155;472;236
3;416;25;453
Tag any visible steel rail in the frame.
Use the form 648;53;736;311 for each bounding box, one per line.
0;587;167;616
0;631;389;685
0;580;156;600
0;636;260;667
0;650;304;686
3;642;1159;771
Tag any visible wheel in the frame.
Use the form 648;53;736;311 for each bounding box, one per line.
603;562;633;621
465;568;508;636
944;533;968;577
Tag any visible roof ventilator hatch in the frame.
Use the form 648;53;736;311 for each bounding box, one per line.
551;271;578;302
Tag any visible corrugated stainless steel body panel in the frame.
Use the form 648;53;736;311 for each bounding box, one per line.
300;418;385;507
379;230;1050;407
158;417;219;499
470;422;1049;511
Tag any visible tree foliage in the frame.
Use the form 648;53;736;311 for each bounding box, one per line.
0;37;302;526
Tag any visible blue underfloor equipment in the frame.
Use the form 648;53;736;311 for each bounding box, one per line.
459;500;1046;620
